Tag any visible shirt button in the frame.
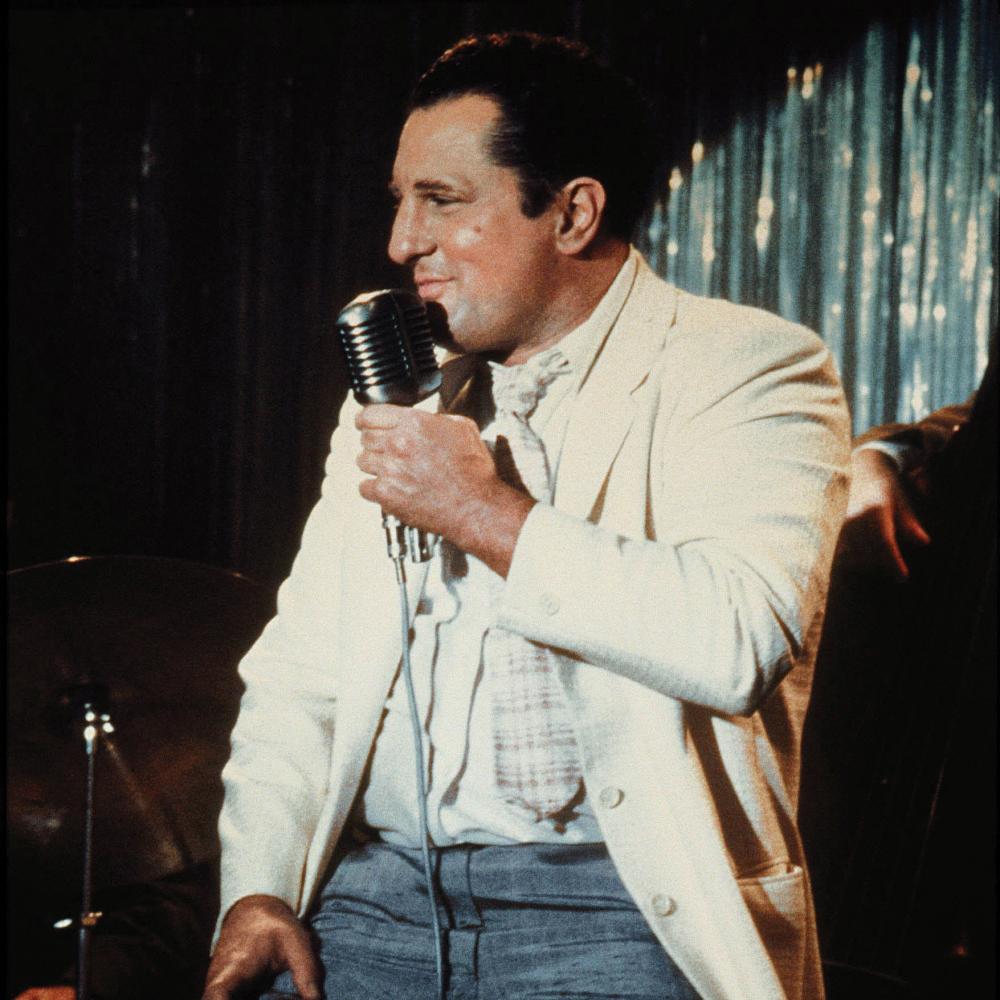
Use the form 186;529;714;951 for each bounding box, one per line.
540;593;560;616
651;893;677;917
598;786;624;809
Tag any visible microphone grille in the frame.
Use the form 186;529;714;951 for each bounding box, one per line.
335;289;442;406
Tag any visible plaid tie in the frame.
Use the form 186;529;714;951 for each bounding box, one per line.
484;348;583;821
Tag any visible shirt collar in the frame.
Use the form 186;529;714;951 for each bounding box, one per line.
486;247;638;380
548;247;638;383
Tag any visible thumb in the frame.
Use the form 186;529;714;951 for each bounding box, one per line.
281;931;323;1000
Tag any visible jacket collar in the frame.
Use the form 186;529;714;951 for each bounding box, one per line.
433;252;680;518
554;254;679;517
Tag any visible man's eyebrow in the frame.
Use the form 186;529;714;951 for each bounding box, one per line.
388;179;463;198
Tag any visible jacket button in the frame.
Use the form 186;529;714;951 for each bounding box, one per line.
598;786;624;809
651;893;677;917
540;593;560;615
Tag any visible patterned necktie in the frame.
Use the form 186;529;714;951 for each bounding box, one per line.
484;347;583;822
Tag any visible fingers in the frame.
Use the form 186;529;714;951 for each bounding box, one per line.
359;428;390;451
881;529;910;582
285;935;323;1000
202;895;320;1000
883;482;929;579
896;505;931;548
355;404;410;430
837;506;908;581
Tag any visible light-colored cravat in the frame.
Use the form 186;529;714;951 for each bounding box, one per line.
485;347;583;821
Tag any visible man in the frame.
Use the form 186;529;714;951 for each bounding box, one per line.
204;33;850;1000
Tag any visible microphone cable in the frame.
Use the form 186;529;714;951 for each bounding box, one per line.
393;558;446;1000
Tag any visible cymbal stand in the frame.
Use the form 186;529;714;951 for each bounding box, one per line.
76;700;114;1000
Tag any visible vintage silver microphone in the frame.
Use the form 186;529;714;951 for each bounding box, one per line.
334;288;443;568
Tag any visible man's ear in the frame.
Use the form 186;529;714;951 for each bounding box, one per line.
553;177;608;254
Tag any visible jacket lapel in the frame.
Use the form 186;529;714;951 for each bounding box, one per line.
436;352;479;413
554;260;679;519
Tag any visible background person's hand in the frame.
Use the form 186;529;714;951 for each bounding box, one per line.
837;447;930;581
202;894;321;1000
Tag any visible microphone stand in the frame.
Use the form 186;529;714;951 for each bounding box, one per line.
74;694;114;1000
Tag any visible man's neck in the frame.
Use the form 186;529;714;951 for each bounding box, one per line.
501;239;630;367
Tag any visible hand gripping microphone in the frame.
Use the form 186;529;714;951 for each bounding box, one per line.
334;288;444;570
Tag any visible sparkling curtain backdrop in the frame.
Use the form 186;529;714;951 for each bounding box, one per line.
638;0;999;434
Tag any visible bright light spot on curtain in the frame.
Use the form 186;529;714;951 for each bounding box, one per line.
802;66;816;99
637;0;998;433
701;229;716;264
909;358;930;418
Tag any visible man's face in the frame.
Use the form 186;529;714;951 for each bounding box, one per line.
388;94;562;359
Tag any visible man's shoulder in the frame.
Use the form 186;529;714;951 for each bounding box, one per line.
630;254;825;361
624;271;828;389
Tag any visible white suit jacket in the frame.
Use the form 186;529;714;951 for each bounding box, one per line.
217;255;850;1000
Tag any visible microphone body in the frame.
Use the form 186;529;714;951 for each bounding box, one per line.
334;289;443;567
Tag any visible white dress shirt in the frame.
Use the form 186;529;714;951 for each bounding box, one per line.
355;252;639;846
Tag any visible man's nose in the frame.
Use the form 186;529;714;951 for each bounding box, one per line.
388;201;434;265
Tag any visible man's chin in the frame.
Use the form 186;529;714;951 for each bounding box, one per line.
424;300;462;353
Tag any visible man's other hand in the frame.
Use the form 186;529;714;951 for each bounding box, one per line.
837;448;930;581
14;989;75;1000
202;895;320;1000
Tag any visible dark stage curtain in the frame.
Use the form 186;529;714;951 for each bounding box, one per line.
13;1;993;585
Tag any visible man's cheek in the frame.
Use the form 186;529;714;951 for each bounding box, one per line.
452;223;484;249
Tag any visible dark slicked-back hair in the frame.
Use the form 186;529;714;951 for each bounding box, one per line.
409;32;657;242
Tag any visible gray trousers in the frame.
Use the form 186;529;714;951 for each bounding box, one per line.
262;838;700;1000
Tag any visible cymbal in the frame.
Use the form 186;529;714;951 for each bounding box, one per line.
6;555;276;892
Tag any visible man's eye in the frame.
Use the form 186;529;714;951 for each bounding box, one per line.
428;194;459;207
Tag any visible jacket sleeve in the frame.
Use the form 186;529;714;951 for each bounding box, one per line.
852;396;974;471
215;394;362;930
497;313;851;717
